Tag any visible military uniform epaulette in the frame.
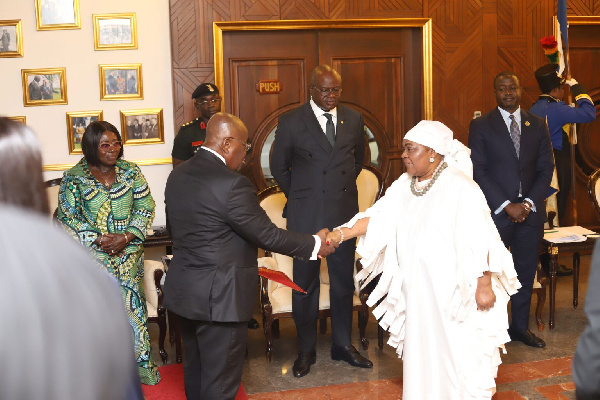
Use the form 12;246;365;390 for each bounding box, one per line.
181;117;200;128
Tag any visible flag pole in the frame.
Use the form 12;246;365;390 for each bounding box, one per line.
564;21;578;225
556;4;578;225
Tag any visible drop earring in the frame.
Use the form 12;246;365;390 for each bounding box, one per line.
429;157;434;163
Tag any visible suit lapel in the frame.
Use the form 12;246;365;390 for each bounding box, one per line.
302;103;332;153
330;105;349;160
519;109;536;161
490;108;519;161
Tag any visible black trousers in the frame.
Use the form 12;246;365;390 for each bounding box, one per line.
292;238;356;352
554;131;572;222
178;316;247;400
497;222;544;331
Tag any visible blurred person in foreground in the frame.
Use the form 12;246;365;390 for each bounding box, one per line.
572;240;600;399
0;117;143;399
164;112;336;399
326;120;521;399
57;121;160;385
0;117;48;214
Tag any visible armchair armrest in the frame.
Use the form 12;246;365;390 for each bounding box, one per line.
258;257;278;307
144;260;165;316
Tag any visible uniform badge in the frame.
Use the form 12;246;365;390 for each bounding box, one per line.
340;120;344;124
525;121;530;127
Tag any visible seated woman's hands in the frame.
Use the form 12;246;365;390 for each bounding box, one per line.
95;233;130;255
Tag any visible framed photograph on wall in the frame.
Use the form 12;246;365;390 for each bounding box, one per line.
93;13;137;50
120;108;164;145
66;110;103;154
6;116;26;124
35;0;81;30
0;20;24;57
22;67;68;106
99;64;143;100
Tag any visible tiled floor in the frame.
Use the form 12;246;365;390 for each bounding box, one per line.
148;253;592;399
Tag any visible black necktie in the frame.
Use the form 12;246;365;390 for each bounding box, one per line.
323;113;335;147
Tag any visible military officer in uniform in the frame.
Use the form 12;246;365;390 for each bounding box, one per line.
171;83;222;168
530;63;596;224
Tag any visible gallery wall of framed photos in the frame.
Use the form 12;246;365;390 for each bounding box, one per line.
0;0;175;225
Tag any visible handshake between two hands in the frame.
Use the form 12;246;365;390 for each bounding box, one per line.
315;228;344;258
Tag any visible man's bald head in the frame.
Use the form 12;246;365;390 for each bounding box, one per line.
310;65;341;86
205;112;247;143
204;112;249;171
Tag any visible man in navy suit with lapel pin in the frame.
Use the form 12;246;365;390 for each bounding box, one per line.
469;71;554;348
271;65;372;377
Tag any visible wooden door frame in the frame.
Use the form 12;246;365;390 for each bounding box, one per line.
213;18;433;120
558;16;600;226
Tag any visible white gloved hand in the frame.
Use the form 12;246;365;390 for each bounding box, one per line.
565;78;578;87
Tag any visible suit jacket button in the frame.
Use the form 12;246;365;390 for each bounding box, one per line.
342;171;346;175
343;188;347;192
323;171;327;175
322;190;326;193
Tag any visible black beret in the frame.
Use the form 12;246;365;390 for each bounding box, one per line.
192;83;219;99
534;64;565;94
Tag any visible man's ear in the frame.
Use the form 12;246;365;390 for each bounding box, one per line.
221;137;231;155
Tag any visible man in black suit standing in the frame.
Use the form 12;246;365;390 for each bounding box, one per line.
469;71;554;348
270;65;372;378
164;113;336;399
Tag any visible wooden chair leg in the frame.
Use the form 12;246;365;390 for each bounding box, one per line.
168;311;175;346
358;308;369;350
573;252;580;308
535;263;547;332
319;317;327;334
157;312;168;364
264;317;273;362
272;319;280;339
168;312;182;363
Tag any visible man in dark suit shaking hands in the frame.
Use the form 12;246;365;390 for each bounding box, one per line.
469;72;554;348
270;65;372;378
164;113;336;399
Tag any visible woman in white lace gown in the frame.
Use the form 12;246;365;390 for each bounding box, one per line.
326;121;521;399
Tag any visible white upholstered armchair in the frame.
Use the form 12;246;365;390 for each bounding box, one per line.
257;165;383;361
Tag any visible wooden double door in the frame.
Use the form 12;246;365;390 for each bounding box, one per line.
215;20;431;191
558;18;600;227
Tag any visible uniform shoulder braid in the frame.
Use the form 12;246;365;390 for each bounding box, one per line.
181;117;200;128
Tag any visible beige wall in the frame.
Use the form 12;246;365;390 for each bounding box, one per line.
0;0;174;226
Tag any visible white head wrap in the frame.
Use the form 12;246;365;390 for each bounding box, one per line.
403;120;473;178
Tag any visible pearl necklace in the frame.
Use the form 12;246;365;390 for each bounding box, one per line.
410;162;447;197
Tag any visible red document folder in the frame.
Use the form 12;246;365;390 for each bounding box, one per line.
258;267;307;294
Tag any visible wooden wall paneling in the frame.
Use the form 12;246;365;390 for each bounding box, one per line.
169;0;600;223
319;27;424;185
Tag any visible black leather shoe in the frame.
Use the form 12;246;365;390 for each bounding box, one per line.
293;351;316;378
331;344;373;368
556;264;574;277
508;328;546;348
247;318;259;329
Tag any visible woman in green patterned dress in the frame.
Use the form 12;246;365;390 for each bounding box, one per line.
57;121;160;385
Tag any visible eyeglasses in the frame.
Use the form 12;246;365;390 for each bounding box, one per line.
311;85;342;96
226;137;252;153
99;141;122;150
197;97;222;107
